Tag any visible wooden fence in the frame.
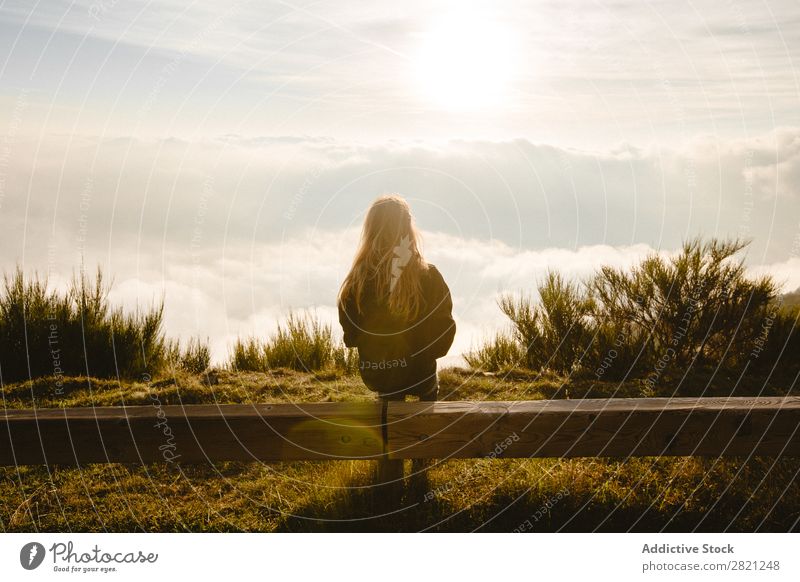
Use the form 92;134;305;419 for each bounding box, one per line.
1;397;798;466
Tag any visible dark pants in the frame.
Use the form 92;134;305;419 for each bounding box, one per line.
376;376;438;496
378;375;439;402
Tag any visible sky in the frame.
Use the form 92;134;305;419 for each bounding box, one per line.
1;0;799;365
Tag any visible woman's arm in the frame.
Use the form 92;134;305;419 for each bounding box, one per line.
338;294;360;348
418;265;456;359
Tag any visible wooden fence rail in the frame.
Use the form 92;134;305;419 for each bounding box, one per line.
1;397;799;466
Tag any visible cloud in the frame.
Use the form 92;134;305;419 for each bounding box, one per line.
16;226;798;369
21;227;666;367
3;129;800;366
749;257;800;294
2;0;799;143
3;128;799;263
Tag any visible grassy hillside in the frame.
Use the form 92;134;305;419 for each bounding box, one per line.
1;368;798;532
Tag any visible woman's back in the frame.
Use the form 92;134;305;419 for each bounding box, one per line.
339;262;455;396
337;195;455;399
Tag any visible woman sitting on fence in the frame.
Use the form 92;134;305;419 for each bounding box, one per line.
338;195;456;401
337;195;456;491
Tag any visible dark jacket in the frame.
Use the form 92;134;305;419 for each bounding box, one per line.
338;264;456;396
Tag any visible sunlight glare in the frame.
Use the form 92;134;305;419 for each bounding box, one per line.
414;13;516;111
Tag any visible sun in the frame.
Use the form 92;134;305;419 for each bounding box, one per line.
413;13;516;111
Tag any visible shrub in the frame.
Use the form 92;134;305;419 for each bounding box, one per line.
464;330;525;372
0;266;167;383
266;311;334;371
499;272;594;374
748;303;800;377
468;238;798;394
332;344;359;375
230;310;355;373
230;336;266;372
589;238;779;384
583;320;650;382
182;337;211;373
167;337;211;374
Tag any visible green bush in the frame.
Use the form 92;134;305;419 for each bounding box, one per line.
748;303;800;377
0;267;167;383
332;343;359;375
463;330;525;372
468;238;798;394
182;337;211;373
167;337;211;374
583;320;650;382
499;272;594;374
268;311;334;371
230;336;265;372
589;239;778;383
230;310;356;373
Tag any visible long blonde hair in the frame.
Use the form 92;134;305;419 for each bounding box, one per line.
339;195;428;319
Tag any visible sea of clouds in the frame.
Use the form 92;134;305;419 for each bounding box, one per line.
2;130;799;365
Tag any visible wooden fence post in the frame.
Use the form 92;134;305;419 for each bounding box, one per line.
375;399;405;504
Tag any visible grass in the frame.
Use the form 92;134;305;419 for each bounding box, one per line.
1;367;798;532
4;456;797;532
